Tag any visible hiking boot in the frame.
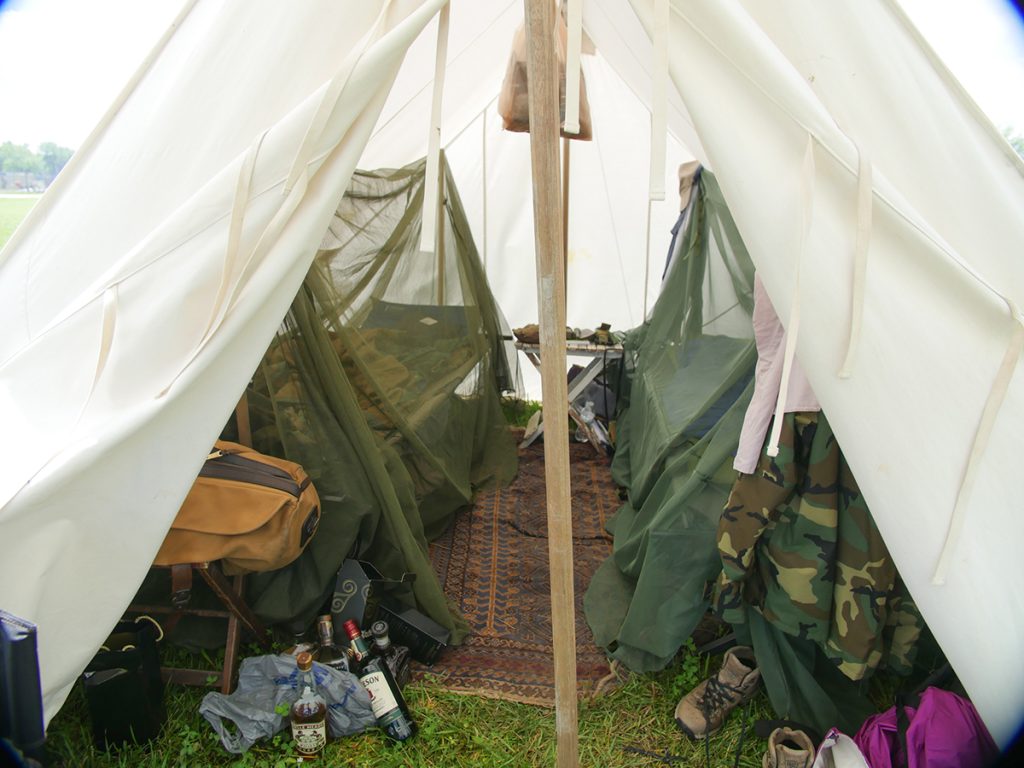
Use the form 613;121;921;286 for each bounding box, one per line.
762;726;814;768
674;645;760;739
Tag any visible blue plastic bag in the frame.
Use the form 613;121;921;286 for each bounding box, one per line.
199;654;376;753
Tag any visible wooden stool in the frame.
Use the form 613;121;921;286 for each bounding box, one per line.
127;561;271;694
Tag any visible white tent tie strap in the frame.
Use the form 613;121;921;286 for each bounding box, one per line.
167;2;416;397
159;154;318;398
648;0;669;201
838;143;873;379
767;136;815;458
283;0;394;196
563;0;583;135
932;303;1024;585
68;288;119;456
199;130;269;345
158;130;273;397
93;288;119;407
419;1;451;254
0;286;118;512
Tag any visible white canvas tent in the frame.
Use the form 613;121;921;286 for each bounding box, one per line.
1;0;1022;748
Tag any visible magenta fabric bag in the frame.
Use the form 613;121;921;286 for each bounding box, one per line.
853;687;998;768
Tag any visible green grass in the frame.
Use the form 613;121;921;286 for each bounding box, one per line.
500;397;542;429
46;641;784;767
501;397;586;438
0;194;39;247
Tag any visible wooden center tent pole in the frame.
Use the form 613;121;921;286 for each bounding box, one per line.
523;1;579;766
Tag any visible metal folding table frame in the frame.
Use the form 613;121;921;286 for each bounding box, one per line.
516;340;623;454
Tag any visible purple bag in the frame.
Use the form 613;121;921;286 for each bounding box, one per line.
853;687;998;768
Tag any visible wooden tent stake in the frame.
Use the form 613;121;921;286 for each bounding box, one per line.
524;0;579;766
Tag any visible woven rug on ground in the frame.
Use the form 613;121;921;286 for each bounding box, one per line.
416;435;617;706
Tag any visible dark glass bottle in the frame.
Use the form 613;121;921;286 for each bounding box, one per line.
371;620;411;689
342;619;417;742
314;614;349;673
290;652;327;759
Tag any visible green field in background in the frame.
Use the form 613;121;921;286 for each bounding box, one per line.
0;195;39;247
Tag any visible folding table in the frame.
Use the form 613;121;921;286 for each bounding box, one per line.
516;340;624;454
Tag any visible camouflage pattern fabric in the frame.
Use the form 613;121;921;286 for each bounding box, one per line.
714;412;922;680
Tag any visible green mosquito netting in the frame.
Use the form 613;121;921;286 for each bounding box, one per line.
240;154;518;643
584;171;757;671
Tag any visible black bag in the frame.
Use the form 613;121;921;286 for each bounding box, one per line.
82;617;166;749
0;610;46;765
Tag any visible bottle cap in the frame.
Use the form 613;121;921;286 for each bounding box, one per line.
371;620;388;638
341;619;362;640
296;651;313;671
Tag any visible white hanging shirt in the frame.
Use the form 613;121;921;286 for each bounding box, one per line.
733;274;820;474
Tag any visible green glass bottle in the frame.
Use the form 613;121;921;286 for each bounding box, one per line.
371;619;411;689
342;619;416;742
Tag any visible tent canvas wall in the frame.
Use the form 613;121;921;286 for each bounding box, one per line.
1;0;1022;747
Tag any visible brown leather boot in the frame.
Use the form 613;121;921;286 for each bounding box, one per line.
762;726;815;768
674;645;760;739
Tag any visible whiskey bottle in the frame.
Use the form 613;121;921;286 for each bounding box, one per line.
290;652;327;759
342;619;417;742
314;614;349;673
370;620;411;689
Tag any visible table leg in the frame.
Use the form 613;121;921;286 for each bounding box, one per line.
519;351;620;455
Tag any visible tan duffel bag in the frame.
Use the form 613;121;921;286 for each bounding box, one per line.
154;440;321;575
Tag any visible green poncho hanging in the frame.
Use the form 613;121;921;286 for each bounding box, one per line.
584;171;756;670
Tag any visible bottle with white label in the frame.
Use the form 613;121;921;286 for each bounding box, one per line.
342;619;417;742
575;401;596;442
290;652;327;759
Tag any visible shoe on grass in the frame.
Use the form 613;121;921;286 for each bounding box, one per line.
674;645;760;739
762;726;815;768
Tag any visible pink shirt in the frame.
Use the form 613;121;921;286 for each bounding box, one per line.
733;274;820;473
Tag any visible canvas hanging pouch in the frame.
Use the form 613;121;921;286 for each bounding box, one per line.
82;616;166;749
153;440;321;575
497;14;592;139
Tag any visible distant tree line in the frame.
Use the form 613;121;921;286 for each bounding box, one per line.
0;141;74;190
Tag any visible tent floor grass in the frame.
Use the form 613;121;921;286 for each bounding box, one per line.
45;640;902;767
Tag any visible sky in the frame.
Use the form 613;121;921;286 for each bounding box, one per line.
0;0;1023;151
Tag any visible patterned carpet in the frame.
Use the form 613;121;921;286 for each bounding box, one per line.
417;435;618;706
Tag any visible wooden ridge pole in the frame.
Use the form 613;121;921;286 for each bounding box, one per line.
523;1;579;766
